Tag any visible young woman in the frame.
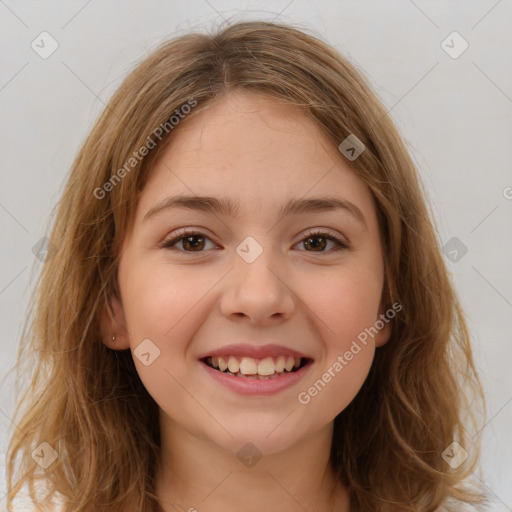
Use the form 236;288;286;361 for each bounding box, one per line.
6;20;486;512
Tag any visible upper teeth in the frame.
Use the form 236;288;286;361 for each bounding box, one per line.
209;355;301;376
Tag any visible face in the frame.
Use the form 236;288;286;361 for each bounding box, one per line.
101;90;391;456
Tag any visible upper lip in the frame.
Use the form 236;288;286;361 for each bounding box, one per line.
198;343;313;360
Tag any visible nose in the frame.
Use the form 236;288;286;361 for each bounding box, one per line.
219;243;296;325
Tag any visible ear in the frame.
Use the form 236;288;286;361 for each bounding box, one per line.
99;293;130;350
374;306;393;348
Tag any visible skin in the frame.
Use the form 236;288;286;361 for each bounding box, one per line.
101;90;391;512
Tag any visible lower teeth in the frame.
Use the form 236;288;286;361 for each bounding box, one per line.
224;370;291;379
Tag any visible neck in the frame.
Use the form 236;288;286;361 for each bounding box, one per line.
154;412;350;512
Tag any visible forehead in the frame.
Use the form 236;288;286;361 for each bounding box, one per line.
162;92;327;169
135;91;377;226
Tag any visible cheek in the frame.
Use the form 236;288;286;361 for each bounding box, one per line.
293;265;382;415
119;263;216;397
299;344;374;421
296;263;384;343
119;265;208;420
121;262;213;341
296;275;379;417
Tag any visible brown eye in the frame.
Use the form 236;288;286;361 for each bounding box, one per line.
162;230;215;252
162;229;349;254
181;235;206;251
303;236;327;251
297;231;349;253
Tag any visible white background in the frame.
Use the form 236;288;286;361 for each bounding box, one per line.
1;1;511;510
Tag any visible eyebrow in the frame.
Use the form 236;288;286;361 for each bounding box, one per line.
143;194;367;228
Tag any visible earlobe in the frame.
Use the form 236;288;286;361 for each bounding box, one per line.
99;294;130;350
374;310;392;348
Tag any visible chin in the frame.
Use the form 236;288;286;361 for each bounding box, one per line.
206;417;307;457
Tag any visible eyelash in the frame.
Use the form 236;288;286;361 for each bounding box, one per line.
161;228;349;254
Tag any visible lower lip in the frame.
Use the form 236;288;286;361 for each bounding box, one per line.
199;359;313;396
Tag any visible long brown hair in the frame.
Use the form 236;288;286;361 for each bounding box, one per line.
6;19;486;511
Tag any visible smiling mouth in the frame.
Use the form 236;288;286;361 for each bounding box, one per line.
201;355;311;380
